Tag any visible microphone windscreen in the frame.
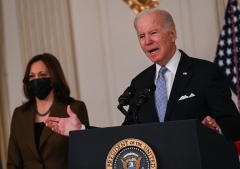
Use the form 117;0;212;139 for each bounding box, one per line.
118;86;136;106
124;86;136;96
137;83;156;105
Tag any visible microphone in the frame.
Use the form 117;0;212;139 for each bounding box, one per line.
118;86;136;106
138;83;156;105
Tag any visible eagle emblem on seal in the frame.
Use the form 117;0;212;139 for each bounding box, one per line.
120;152;142;169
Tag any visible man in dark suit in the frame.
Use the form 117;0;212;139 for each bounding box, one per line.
45;8;240;141
121;8;240;141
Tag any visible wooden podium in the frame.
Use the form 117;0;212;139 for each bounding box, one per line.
69;119;240;169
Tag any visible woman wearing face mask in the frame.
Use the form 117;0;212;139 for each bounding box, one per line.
7;53;89;169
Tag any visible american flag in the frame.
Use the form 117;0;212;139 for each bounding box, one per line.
214;0;240;110
214;0;240;154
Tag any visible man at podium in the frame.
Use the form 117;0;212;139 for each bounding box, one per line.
45;8;240;142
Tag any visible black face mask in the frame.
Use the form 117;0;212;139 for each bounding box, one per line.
28;78;52;100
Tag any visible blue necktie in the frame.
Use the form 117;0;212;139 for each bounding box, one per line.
156;67;168;122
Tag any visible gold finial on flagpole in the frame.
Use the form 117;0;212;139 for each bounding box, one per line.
124;0;160;14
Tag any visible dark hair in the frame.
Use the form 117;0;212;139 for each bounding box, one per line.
22;53;74;110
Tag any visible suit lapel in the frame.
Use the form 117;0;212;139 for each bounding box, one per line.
165;51;193;120
39;100;67;149
19;104;40;158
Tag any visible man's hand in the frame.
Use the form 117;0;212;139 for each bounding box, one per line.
201;116;220;132
45;105;82;136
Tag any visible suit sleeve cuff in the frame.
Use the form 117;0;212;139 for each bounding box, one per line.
81;124;86;130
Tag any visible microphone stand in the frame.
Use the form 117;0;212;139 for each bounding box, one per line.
129;103;140;124
117;105;128;117
118;103;141;124
117;83;156;124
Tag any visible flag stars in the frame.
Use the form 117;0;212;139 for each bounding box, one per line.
221;30;225;36
235;36;239;42
235;26;238;32
228;18;231;24
233;6;237;12
218;60;224;67
233;77;237;84
233;67;236;74
226;58;232;65
234;16;238;22
219;40;225;47
225;68;231;75
228;28;232;35
218;49;224;57
214;0;240;94
226;48;232;55
227;38;232;45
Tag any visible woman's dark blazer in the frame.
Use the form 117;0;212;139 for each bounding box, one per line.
7;99;89;169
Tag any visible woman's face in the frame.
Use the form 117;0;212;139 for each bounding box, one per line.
29;60;51;81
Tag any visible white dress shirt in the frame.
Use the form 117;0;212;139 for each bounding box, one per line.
155;49;181;99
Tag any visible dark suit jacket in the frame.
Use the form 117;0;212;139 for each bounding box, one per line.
123;50;240;141
7;99;89;169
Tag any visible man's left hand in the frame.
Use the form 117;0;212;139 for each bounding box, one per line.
202;116;220;132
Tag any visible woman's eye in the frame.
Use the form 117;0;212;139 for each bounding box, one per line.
39;74;46;77
29;75;34;79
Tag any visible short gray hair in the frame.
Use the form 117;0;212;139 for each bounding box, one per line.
134;8;175;31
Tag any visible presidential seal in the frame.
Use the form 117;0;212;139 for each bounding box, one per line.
106;138;157;169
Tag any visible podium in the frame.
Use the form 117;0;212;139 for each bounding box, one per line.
69;119;240;169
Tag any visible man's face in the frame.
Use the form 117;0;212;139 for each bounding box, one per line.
135;12;177;66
